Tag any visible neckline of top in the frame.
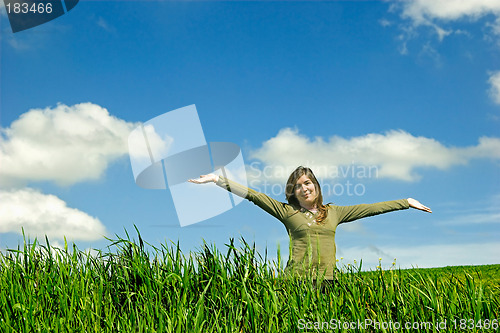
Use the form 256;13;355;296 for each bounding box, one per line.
300;207;318;214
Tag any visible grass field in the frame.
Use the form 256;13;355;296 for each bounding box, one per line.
1;229;499;332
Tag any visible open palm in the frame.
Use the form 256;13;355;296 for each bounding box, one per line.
407;198;432;213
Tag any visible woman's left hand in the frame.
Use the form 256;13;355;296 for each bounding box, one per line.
407;198;432;213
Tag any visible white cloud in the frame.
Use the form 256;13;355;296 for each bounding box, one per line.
390;0;500;56
488;16;500;36
143;124;174;161
0;102;137;187
96;17;116;34
379;19;392;27
488;71;500;105
249;128;500;182
400;0;500;24
418;42;443;67
0;188;108;241
338;241;500;270
128;124;174;163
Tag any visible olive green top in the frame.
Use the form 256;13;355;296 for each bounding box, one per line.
216;176;409;280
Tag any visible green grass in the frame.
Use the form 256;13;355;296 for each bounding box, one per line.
1;229;499;332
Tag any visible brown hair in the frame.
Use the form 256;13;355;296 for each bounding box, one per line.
285;166;328;223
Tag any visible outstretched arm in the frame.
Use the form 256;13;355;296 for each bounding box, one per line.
407;198;432;213
188;174;291;221
336;197;431;224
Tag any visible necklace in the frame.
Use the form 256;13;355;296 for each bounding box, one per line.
301;207;318;226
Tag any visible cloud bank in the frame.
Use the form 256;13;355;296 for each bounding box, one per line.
0;188;107;241
397;0;500;37
249;128;500;182
0;102;136;242
400;0;500;22
0;102;137;187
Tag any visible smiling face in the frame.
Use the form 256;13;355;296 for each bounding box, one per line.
294;174;318;210
285;166;324;211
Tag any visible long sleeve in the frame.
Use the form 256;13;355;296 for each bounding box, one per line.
335;199;409;224
215;176;291;222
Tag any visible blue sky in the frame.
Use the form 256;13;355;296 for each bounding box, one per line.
1;0;499;270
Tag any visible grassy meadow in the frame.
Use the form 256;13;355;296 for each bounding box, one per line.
1;229;499;332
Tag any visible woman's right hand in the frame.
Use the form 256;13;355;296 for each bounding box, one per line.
407;198;432;213
188;174;219;184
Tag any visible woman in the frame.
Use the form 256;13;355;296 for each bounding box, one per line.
189;166;431;283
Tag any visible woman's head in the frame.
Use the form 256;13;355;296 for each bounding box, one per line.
285;166;324;210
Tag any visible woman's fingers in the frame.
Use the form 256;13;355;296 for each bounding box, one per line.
419;204;432;213
408;198;432;213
